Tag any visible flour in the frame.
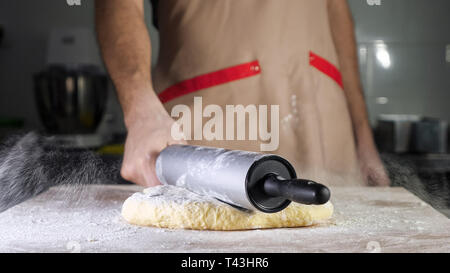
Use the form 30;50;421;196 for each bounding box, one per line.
0;133;122;213
135;185;222;206
0;185;142;252
1;185;449;252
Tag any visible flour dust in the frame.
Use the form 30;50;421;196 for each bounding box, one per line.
0;132;122;213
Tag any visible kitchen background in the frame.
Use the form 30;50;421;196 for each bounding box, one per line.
0;1;449;214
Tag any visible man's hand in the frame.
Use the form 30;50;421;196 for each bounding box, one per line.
328;0;390;187
121;95;186;187
358;142;390;187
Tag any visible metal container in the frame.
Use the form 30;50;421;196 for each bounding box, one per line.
34;65;108;134
375;114;422;153
411;118;448;154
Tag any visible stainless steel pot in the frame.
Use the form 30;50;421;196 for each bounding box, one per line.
411;118;448;154
375;114;422;153
34;65;108;134
375;114;449;154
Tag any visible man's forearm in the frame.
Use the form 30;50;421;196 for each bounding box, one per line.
327;0;375;148
95;0;162;127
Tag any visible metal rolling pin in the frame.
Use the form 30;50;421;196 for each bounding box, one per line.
156;145;330;213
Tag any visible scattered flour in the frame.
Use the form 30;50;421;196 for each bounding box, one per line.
0;185;449;253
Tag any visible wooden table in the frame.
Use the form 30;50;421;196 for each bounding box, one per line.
0;185;449;253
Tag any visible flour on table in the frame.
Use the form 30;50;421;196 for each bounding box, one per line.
121;185;333;231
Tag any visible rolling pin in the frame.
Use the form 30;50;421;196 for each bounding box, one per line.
156;145;330;213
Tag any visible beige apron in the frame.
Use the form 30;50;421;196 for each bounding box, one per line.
152;0;362;185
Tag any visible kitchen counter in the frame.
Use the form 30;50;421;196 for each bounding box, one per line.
0;185;449;253
380;153;450;217
382;153;450;173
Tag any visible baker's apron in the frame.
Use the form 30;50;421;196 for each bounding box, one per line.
152;0;362;185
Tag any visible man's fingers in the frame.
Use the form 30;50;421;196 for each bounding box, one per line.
141;139;187;186
167;137;187;146
367;165;391;187
143;151;162;187
120;160;136;183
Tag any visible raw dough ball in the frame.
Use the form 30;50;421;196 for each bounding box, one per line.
121;185;333;231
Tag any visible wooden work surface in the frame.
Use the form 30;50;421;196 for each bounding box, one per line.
0;185;449;253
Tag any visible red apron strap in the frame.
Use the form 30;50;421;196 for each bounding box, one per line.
309;51;344;89
158;60;261;103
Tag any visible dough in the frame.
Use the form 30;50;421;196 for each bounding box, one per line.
121;185;333;231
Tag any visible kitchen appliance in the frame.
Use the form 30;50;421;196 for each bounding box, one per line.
411;118;448;154
375;114;422;153
34;65;108;135
33;28;110;148
376;114;449;154
156;145;330;212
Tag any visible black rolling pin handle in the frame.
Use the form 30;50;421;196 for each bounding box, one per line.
263;174;331;205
